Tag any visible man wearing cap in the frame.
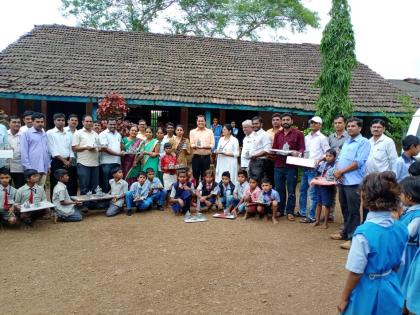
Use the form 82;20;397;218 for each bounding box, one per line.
298;116;330;223
331;117;371;250
394;135;420;182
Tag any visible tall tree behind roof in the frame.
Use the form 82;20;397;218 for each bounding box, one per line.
61;0;319;41
315;0;357;132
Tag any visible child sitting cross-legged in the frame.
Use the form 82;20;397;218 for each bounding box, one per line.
169;169;194;215
52;169;83;222
14;169;50;227
125;171;152;216
231;169;249;216
0;167;18;226
104;167;128;217
196;169;219;211
257;178;281;224
217;171;235;214
146;168;165;211
243;177;262;220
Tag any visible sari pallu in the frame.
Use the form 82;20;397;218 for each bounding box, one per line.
123;137;142;186
139;138;160;174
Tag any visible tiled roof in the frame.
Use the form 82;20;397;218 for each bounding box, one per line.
0;24;416;112
388;79;420;99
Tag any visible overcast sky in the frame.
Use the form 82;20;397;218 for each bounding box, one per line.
0;0;419;79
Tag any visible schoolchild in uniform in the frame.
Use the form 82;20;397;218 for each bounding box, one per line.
217;171;235;213
398;176;420;313
196;169;218;211
169;170;194;215
337;172;408;315
0;168;18;226
231;169;249;216
257;178;280;224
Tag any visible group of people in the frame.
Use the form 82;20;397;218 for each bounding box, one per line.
0;109;419;314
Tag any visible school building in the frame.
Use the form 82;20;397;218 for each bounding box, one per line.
0;24;417;130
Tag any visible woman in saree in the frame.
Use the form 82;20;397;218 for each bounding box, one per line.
123;125;142;187
137;127;160;174
174;124;191;168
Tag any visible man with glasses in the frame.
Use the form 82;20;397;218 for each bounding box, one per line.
137;119;147;140
240;120;254;172
72;115;100;197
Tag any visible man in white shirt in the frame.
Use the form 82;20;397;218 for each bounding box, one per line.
99;118;125;193
365;119;398;175
72;115;100;196
248;116;272;182
7;115;25;188
240;120;254;171
19;110;33;134
64;113;79;195
47;113;74;196
298;116;330;223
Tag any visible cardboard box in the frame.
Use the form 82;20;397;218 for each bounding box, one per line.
286;156;316;168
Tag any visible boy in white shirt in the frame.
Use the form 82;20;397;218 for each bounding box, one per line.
105;167;128;217
52;169;83;222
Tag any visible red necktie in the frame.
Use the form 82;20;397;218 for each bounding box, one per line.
3;188;8;210
29;188;34;204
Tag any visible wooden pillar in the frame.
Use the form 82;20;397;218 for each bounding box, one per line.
10;99;18;115
219;109;226;124
40;100;48;128
86;102;93;116
0;99;13;115
180;107;189;132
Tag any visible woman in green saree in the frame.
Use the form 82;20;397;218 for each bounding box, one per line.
136;127;160;174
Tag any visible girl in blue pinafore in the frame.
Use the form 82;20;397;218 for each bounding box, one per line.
338;172;409;315
399;176;420;314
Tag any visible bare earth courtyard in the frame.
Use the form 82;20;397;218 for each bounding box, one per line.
1;210;348;315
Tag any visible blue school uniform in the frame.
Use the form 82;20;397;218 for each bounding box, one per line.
343;211;408;315
398;204;420;290
404;248;420;314
170;181;193;214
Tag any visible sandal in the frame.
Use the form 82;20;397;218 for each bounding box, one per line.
299;217;314;223
287;214;295;221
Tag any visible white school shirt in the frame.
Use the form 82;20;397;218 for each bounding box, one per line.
305;131;330;161
72;128;99;167
365;134;398;175
249;129;271;159
47;127;73;159
99;129;122;165
52;182;75;216
109;179;128;207
7;130;23;173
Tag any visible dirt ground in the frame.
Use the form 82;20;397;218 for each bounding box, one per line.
0;208;348;315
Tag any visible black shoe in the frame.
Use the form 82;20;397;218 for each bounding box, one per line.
294;212;304;218
156;206;164;211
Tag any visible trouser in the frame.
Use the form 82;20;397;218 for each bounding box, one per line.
50;158;77;196
248;159;271;183
274;167;298;215
338;184;361;240
329;186;337;219
265;159;275;184
150;190;166;207
299;169;317;219
192;155;211;183
77;164;99;195
125;191;152;211
38;174;47;188
105;203;123;217
100;163;120;193
221;195;235;208
11;172;25;189
58;209;83;222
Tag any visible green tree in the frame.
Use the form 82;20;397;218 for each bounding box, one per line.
314;0;357;132
61;0;319;40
